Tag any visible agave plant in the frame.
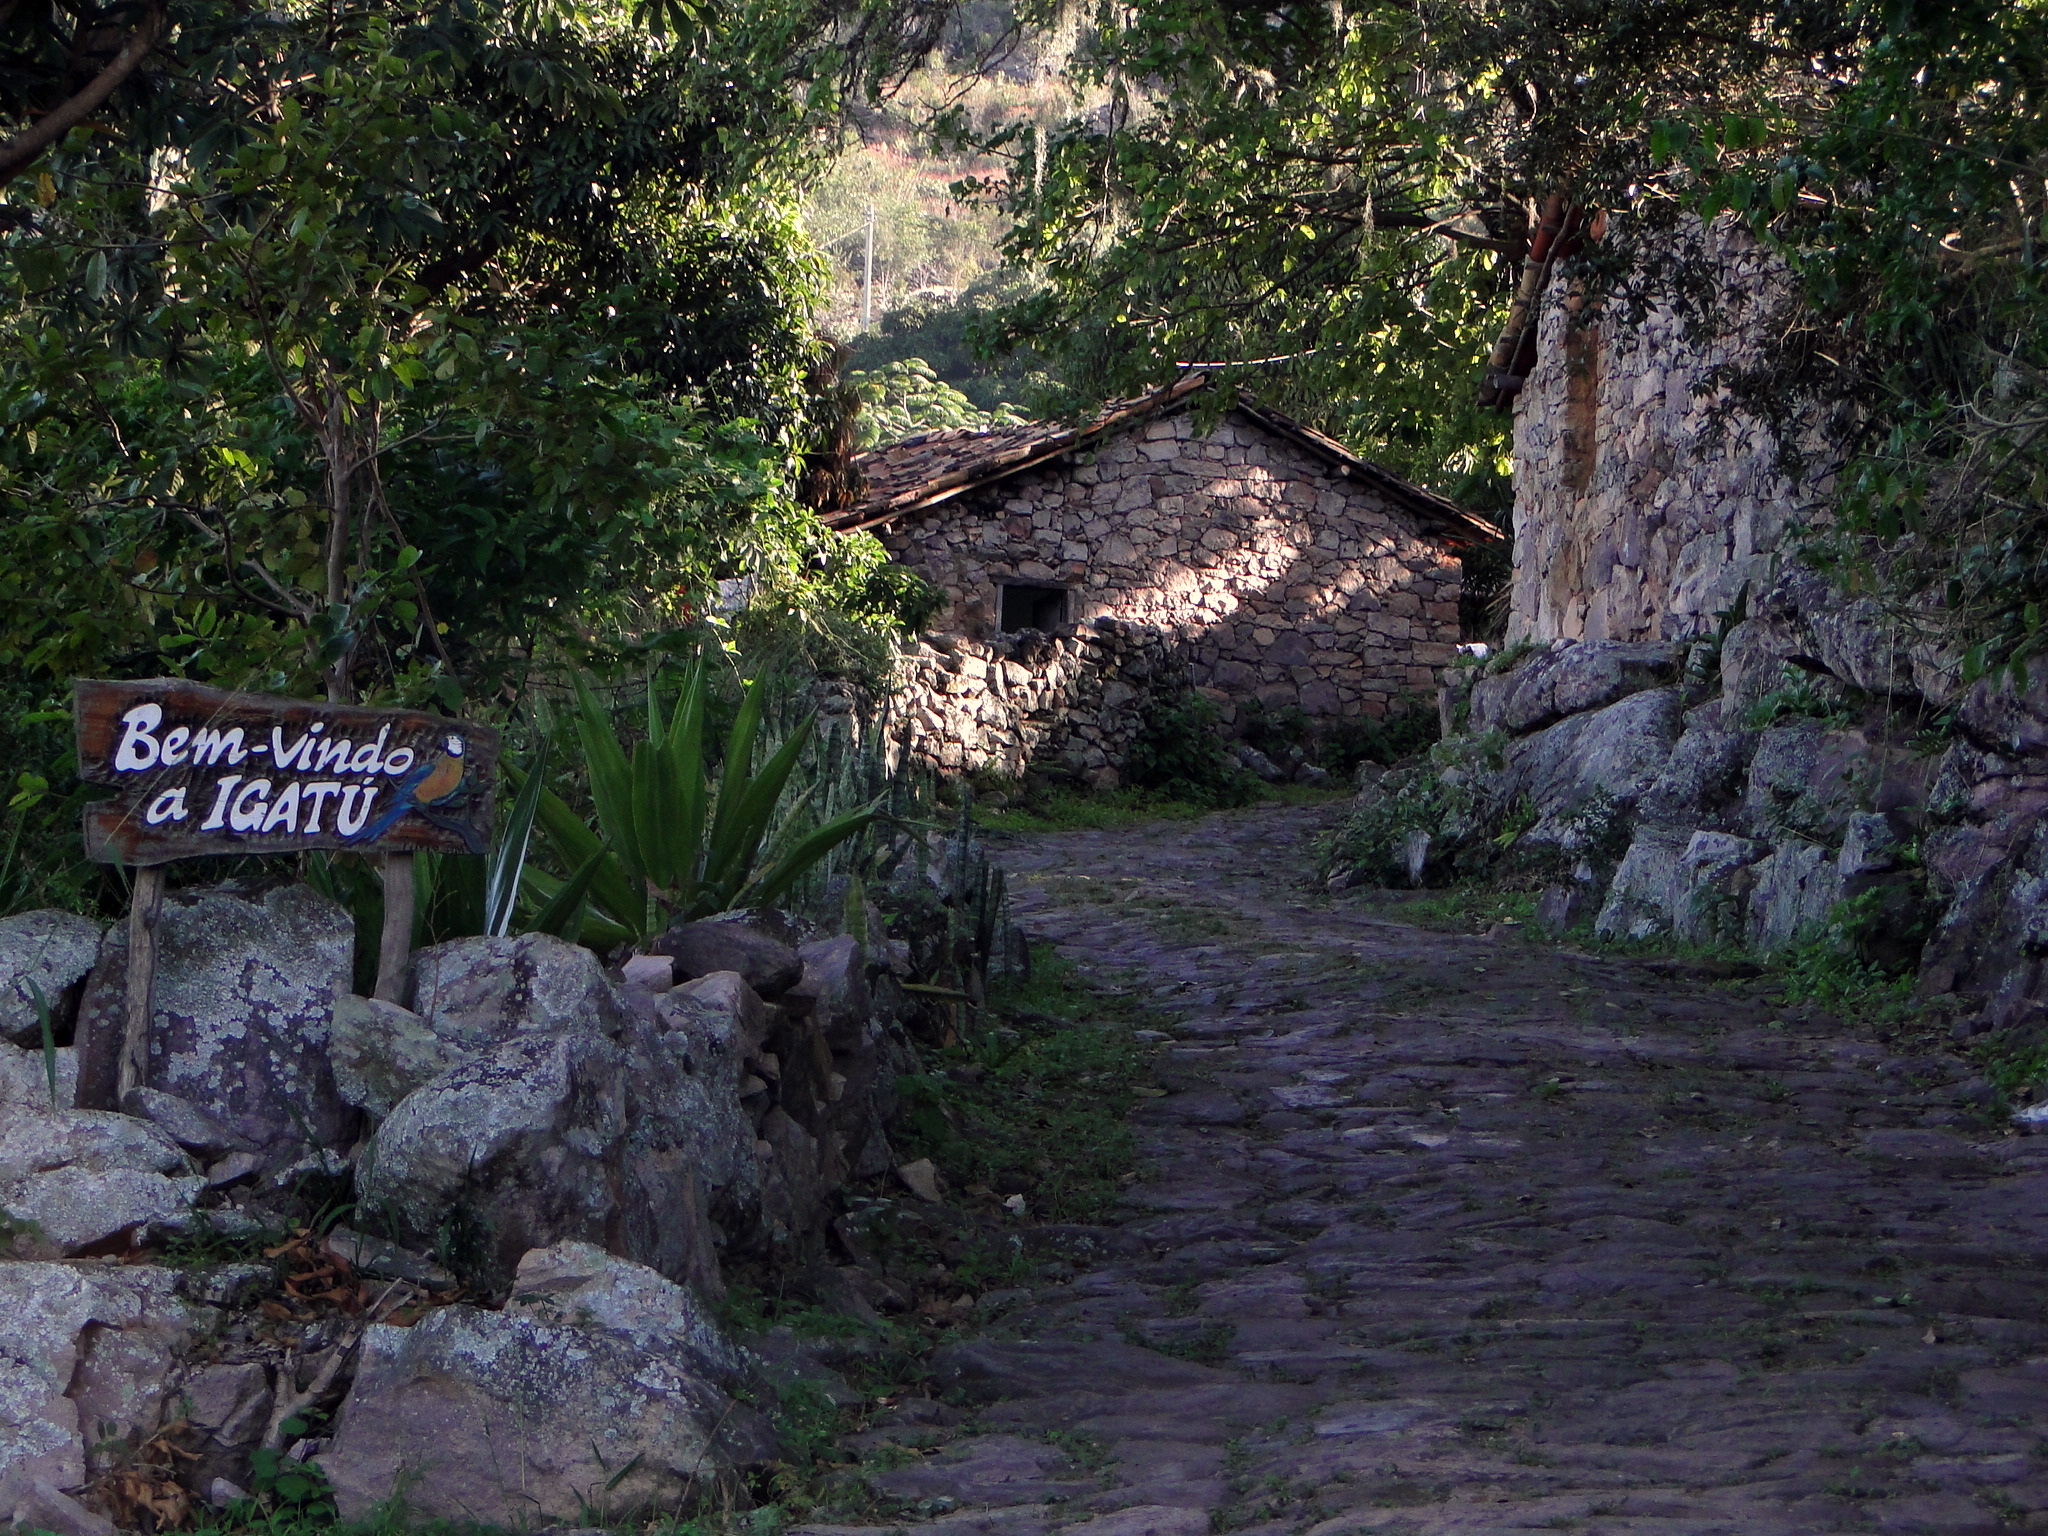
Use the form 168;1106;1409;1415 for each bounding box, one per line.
531;667;875;946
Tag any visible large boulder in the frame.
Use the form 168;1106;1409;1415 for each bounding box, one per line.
1595;828;1769;944
120;1087;252;1158
1;1107;202;1256
616;974;765;1295
1799;592;1920;699
792;937;870;1050
795;937;904;1182
0;1263;198;1524
1745;840;1844;953
357;1031;627;1288
317;1303;742;1525
1635;712;1758;831
1503;686;1687;841
76;881;357;1163
173;1361;273;1496
1957;651;2048;755
0;911;104;1048
326;994;464;1120
1920;818;2048;1026
0;1040;75;1110
1743;724;1877;842
1468;641;1681;736
407;932;627;1048
1594;827;1693;941
507;1240;741;1381
652;916;803;998
1718;616;1811;721
1674;832;1769;945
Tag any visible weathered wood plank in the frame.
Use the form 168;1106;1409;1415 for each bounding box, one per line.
76;678;499;866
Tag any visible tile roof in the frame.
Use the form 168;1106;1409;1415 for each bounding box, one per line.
828;373;1503;548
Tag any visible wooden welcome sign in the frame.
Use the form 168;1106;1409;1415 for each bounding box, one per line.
73;680;501;1103
76;679;500;865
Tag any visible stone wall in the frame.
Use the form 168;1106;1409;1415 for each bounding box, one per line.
819;620;1182;789
1509;218;1838;645
877;404;1464;724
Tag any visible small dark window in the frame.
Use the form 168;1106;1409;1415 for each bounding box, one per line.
998;582;1068;633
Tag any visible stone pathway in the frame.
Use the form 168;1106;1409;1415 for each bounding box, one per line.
815;803;2048;1536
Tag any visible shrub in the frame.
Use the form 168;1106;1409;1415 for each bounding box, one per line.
1318;700;1441;776
1317;759;1506;887
1126;690;1259;809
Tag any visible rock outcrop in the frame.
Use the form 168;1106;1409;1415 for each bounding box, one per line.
0;911;103;1049
0;1263;198;1531
318;1295;745;1525
0;870;949;1528
74;880;358;1167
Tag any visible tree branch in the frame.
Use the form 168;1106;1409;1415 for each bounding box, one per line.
0;3;164;185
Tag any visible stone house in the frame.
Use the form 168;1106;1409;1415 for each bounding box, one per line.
827;375;1500;734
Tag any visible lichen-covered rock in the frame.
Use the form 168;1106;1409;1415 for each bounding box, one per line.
653;917;803;998
1594;827;1693;940
327;994;464;1119
317;1304;740;1525
793;937;870;1051
1718;617;1816;722
756;1104;829;1242
793;936;906;1185
174;1361;272;1495
357;1031;626;1286
121;1087;252;1157
1468;641;1680;736
1635;715;1757;831
1797;586;1919;699
1746;840;1844;953
1920;819;2048;1027
407;932;627;1047
78;880;357;1162
616;977;763;1295
507;1240;740;1381
1504;686;1687;840
4;1166;205;1256
0;1263;197;1516
1957;652;2048;755
1;1106;202;1255
0;1040;75;1110
0;1106;192;1182
1839;811;1905;878
1743;724;1877;843
1672;832;1768;946
1595;828;1767;943
0;910;104;1048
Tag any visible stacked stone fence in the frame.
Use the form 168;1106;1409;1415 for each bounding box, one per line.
816;617;1187;788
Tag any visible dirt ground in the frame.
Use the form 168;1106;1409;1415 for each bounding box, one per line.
804;801;2048;1536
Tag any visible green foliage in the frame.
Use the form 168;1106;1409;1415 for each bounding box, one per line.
892;945;1154;1221
847;357;1028;448
1635;5;2048;680
0;0;983;729
540;667;875;942
1316;702;1441;777
1741;667;1855;730
0;11;814;705
1126;689;1258;810
1973;1030;2048;1112
1318;753;1504;889
841;271;1050;415
242;1419;340;1522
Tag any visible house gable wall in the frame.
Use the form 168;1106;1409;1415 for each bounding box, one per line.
875;406;1463;720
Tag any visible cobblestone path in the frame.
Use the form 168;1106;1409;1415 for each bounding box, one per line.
826;803;2048;1536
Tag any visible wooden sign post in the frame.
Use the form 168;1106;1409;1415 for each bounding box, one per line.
75;679;500;1108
